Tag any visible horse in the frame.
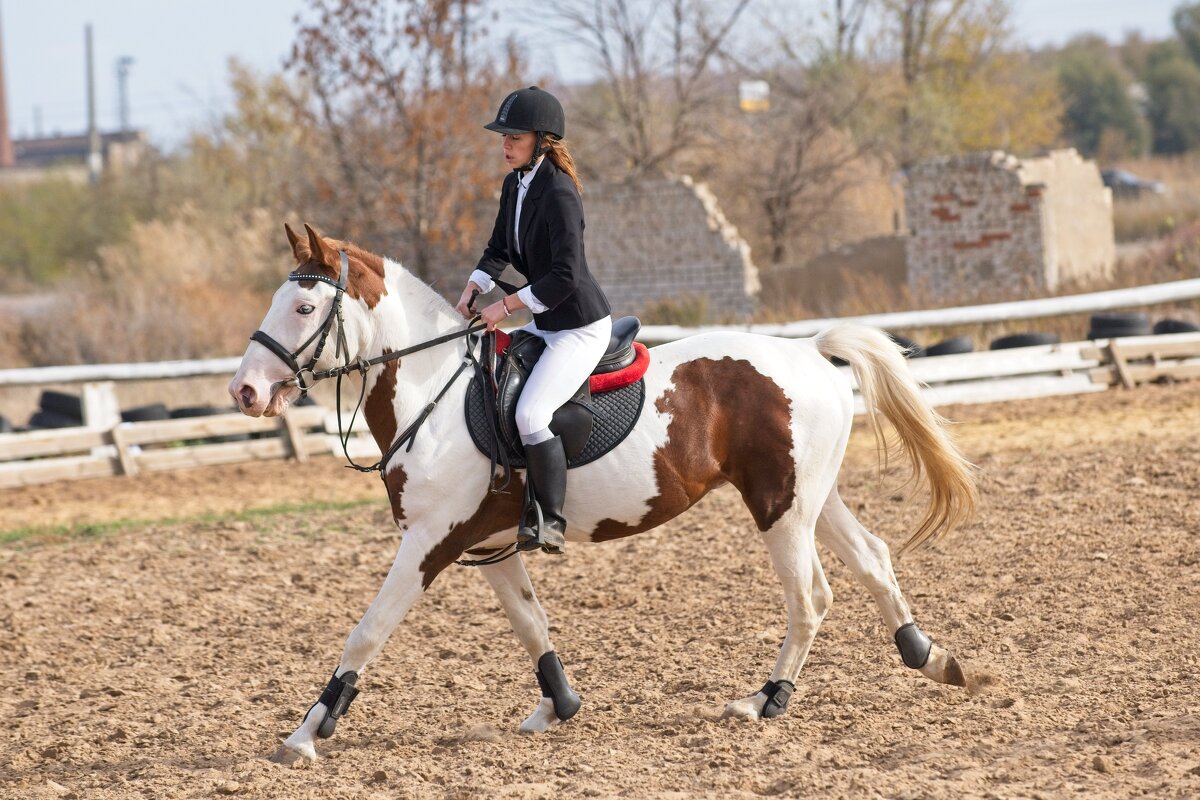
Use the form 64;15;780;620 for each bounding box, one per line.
230;223;977;763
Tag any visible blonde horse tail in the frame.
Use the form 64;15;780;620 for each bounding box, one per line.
814;323;978;551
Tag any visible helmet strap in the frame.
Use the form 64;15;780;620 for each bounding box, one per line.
515;132;547;174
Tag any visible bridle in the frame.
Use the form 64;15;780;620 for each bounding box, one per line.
249;250;486;474
251;251;352;396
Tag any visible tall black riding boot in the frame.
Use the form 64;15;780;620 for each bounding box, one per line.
517;436;568;555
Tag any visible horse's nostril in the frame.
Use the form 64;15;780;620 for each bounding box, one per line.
239;386;257;408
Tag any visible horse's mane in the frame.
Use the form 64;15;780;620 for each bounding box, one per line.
298;236;456;319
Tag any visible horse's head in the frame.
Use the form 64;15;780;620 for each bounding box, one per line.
230;222;385;417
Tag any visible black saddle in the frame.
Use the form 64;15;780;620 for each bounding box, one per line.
465;316;646;470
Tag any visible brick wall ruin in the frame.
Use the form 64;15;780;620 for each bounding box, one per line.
905;149;1115;302
585;175;759;319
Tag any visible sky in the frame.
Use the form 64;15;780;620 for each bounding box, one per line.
0;0;1187;150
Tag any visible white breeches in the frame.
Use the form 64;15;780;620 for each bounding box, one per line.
514;316;612;442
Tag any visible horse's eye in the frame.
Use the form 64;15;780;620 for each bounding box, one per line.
298;304;315;315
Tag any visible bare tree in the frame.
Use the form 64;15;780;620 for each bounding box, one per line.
553;0;751;176
834;0;873;61
288;0;516;280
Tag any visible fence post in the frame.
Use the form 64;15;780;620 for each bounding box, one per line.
81;382;121;429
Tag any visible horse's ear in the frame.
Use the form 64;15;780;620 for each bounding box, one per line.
283;223;308;263
303;223;334;267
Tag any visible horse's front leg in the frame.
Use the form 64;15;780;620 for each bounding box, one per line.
479;551;581;733
273;531;431;764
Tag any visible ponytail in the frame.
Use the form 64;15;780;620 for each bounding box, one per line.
543;138;583;194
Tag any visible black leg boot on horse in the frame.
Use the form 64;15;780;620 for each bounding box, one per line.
517;435;568;555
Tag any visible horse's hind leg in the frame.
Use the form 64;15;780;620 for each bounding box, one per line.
479;553;582;733
816;489;966;687
723;510;831;721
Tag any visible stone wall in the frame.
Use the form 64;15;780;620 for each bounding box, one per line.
584;175;759;319
905;149;1114;302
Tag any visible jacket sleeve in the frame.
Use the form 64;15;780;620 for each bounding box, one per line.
474;177;512;278
528;183;584;309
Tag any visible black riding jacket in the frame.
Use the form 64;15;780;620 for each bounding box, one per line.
474;158;611;331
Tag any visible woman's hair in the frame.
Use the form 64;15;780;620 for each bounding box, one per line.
543;137;583;194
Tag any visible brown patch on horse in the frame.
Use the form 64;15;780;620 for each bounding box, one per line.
287;223;387;308
364;357;399;455
385;465;407;525
419;474;527;589
593;357;795;541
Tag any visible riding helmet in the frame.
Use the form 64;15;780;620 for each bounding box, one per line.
484;86;566;139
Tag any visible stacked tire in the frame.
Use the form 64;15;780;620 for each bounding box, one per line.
1087;312;1150;340
29;390;84;429
989;332;1060;350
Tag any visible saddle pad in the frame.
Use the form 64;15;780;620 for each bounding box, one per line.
464;376;646;469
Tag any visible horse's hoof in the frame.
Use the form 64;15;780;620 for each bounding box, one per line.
720;696;763;721
920;644;967;687
269;742;315;765
518;697;561;734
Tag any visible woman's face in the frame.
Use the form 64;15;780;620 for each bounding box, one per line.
502;132;535;168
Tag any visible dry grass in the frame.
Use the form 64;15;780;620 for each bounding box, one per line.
1111;154;1200;242
15;207;286;368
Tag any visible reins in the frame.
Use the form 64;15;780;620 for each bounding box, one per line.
251;250;485;475
250;252;523;569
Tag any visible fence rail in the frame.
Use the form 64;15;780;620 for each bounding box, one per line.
2;332;1197;489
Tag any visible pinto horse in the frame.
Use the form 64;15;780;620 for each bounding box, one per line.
231;224;977;763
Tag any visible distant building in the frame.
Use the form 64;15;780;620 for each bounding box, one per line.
13;129;147;171
905;149;1115;302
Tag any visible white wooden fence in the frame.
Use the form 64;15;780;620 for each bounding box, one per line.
1;278;1197;488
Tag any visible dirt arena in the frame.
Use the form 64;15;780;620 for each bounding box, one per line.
2;381;1198;799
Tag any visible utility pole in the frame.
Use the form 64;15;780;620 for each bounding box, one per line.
116;56;133;132
0;0;15;168
85;23;101;183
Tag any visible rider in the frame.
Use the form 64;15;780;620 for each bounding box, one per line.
456;86;612;555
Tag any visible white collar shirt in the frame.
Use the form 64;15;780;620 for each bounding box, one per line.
513;156;544;256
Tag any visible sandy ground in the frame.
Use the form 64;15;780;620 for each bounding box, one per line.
1;381;1199;799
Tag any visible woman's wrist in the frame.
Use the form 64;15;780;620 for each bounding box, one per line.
501;297;512;317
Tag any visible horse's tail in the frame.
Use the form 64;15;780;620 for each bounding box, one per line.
814;323;977;551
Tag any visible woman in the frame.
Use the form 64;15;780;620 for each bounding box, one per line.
455;86;612;556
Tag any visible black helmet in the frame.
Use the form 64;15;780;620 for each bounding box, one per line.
484;86;565;139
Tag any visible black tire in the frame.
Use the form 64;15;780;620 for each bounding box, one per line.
1153;318;1200;335
39;390;83;420
989;332;1060;350
29;410;83;429
169;405;231;418
1088;312;1150;339
887;332;925;358
0;415;13;434
925;336;975;357
120;403;171;423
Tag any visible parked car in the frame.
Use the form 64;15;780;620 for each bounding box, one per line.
1100;168;1166;199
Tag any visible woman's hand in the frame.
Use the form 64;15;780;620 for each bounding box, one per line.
479;299;511;332
455;282;482;320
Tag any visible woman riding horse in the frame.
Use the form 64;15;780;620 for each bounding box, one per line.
456;86;612;556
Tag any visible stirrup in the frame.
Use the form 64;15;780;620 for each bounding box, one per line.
516;486;565;555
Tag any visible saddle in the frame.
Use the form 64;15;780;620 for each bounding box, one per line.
465;316;649;470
